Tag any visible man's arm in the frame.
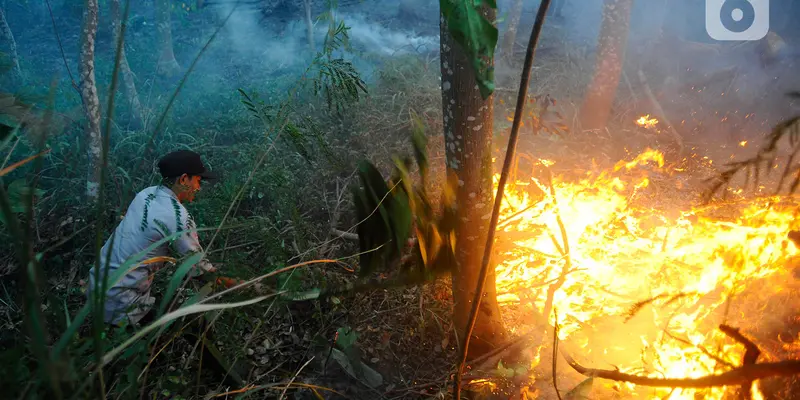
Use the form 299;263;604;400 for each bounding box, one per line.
172;213;217;277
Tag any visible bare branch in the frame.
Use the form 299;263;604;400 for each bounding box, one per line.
562;325;799;390
562;352;800;388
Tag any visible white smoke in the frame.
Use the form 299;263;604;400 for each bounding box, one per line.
211;3;438;72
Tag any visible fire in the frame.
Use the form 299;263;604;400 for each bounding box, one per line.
492;148;800;399
636;114;659;129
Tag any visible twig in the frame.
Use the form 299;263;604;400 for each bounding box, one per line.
331;228;359;241
562;352;800;388
663;331;734;368
562;324;800;390
44;0;83;101
453;1;552;398
278;356;315;400
720;324;761;399
552;308;562;400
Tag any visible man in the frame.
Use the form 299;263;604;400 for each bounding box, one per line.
87;150;219;327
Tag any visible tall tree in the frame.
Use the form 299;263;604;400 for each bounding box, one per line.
0;6;21;80
439;3;508;358
110;0;144;128
304;0;315;52
578;0;634;130
156;0;181;77
499;0;523;61
80;0;102;200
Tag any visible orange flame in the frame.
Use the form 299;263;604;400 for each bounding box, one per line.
636;114;659;129
492;148;799;399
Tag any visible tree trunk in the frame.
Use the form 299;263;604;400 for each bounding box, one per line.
499;0;523;61
110;0;144;128
80;0;102;200
304;0;315;52
440;7;508;358
578;0;634;130
156;0;181;77
0;7;21;80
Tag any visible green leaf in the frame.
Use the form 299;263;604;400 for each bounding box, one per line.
157;252;204;317
563;377;594;400
440;0;498;99
336;326;358;350
409;110;429;178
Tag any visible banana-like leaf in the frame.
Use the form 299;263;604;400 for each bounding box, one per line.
440;0;498;99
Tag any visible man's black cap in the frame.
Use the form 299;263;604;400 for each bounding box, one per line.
157;150;218;180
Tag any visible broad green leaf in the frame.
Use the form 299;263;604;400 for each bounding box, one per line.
564;377;594;400
336;326;358;350
328;347;383;388
440;0;499;99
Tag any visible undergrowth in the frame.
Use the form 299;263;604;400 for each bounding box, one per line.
0;2;450;396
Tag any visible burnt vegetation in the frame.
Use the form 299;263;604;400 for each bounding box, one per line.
2;0;800;399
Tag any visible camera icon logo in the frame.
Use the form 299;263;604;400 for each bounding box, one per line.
706;0;769;41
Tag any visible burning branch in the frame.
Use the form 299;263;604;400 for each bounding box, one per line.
562;324;800;391
719;324;761;399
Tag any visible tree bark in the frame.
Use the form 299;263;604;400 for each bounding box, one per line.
304;0;315;52
578;0;634;131
110;0;144;128
499;0;523;61
0;7;21;80
156;0;181;77
80;0;102;200
440;6;508;358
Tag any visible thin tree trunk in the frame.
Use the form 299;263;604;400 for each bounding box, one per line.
80;0;102;200
156;0;181;77
0;7;21;79
304;0;315;52
578;0;634;130
499;0;523;61
110;0;144;128
440;6;508;358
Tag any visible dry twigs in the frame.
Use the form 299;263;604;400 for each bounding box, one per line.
561;324;800;393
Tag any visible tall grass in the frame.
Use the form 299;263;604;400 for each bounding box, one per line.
0;0;378;396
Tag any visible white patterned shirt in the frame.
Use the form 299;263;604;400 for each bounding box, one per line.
86;185;215;325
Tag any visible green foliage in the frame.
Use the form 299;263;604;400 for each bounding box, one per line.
440;0;499;99
310;17;369;114
351;159;412;277
351;115;458;279
238;88;339;166
0;179;45;226
312;57;368;115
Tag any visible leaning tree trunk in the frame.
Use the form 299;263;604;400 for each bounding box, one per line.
156;0;181;77
110;0;144;128
80;0;102;200
303;0;315;52
440;6;508;358
578;0;634;130
499;0;523;61
0;7;21;80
